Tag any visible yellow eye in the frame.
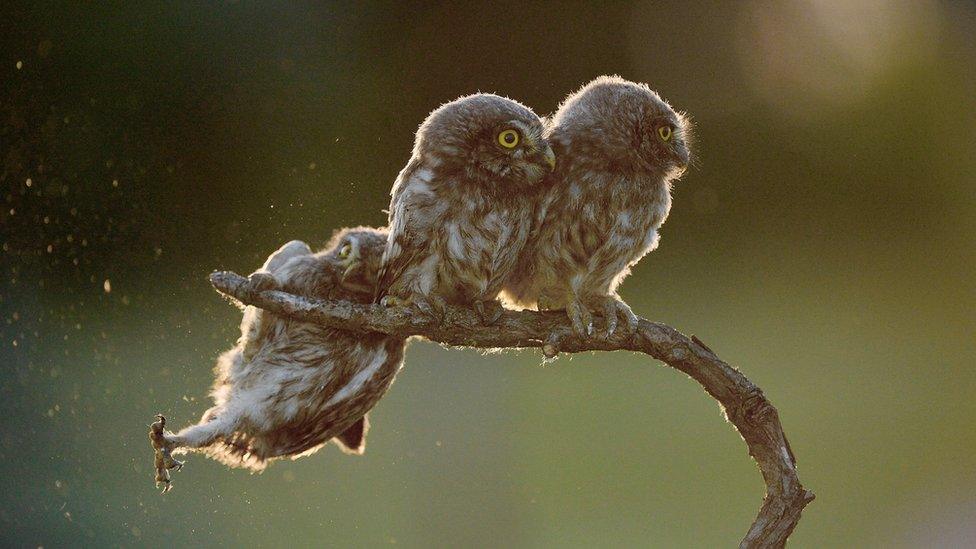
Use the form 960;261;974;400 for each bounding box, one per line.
338;244;352;258
657;126;673;142
498;129;520;148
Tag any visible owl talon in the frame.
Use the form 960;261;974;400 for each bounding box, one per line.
566;299;594;338
473;300;505;326
411;295;448;324
603;299;619;337
598;296;638;337
149;415;185;493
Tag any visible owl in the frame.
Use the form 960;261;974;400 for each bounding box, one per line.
503;76;691;337
160;227;405;472
375;93;555;324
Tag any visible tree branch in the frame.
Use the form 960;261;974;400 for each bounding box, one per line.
210;270;814;548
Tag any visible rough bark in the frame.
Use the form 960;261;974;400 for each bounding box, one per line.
210;270;814;548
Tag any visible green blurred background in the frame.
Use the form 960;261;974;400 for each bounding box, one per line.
2;1;974;547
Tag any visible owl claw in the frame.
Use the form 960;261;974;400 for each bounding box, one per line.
411;295;448;324
600;296;638;337
149;415;185;494
473;300;505;326
603;299;619;337
566;299;594;338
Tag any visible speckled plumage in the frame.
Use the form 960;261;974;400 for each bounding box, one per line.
165;227;404;471
376;93;555;323
503;76;692;336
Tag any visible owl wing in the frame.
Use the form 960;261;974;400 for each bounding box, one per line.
240;240;314;361
375;161;434;301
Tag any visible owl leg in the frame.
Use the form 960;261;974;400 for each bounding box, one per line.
149;415;185;493
598;294;639;337
166;410;239;451
473;299;505;325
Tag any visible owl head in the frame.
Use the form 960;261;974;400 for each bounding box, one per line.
325;226;389;298
553;75;692;179
413;93;556;187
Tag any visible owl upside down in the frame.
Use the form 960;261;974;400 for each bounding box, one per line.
151;227;404;490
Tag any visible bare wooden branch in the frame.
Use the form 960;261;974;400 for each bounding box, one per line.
210;270;814;548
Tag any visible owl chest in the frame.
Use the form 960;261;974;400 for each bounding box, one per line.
559;178;670;258
438;205;528;286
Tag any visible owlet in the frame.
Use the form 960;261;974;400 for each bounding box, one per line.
503;76;691;336
376;93;555;324
160;227;404;471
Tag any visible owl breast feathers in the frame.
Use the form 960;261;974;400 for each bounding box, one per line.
165;227;406;471
376;93;555;324
502;75;692;337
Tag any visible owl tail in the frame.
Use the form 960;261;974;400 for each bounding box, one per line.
332;415;370;455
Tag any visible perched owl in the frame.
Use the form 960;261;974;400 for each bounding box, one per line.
503;76;691;336
160;227;404;472
375;93;555;324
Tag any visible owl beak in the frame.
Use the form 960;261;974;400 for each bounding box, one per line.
675;146;690;170
341;251;362;282
541;145;556;172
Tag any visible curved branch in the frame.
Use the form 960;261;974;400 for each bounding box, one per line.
210;270;814;547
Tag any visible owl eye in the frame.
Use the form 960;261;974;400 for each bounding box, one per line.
338;243;352;258
657;125;673;142
497;129;520;148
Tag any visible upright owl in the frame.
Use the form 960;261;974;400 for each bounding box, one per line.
503;76;691;336
375;93;555;324
160;227;404;472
